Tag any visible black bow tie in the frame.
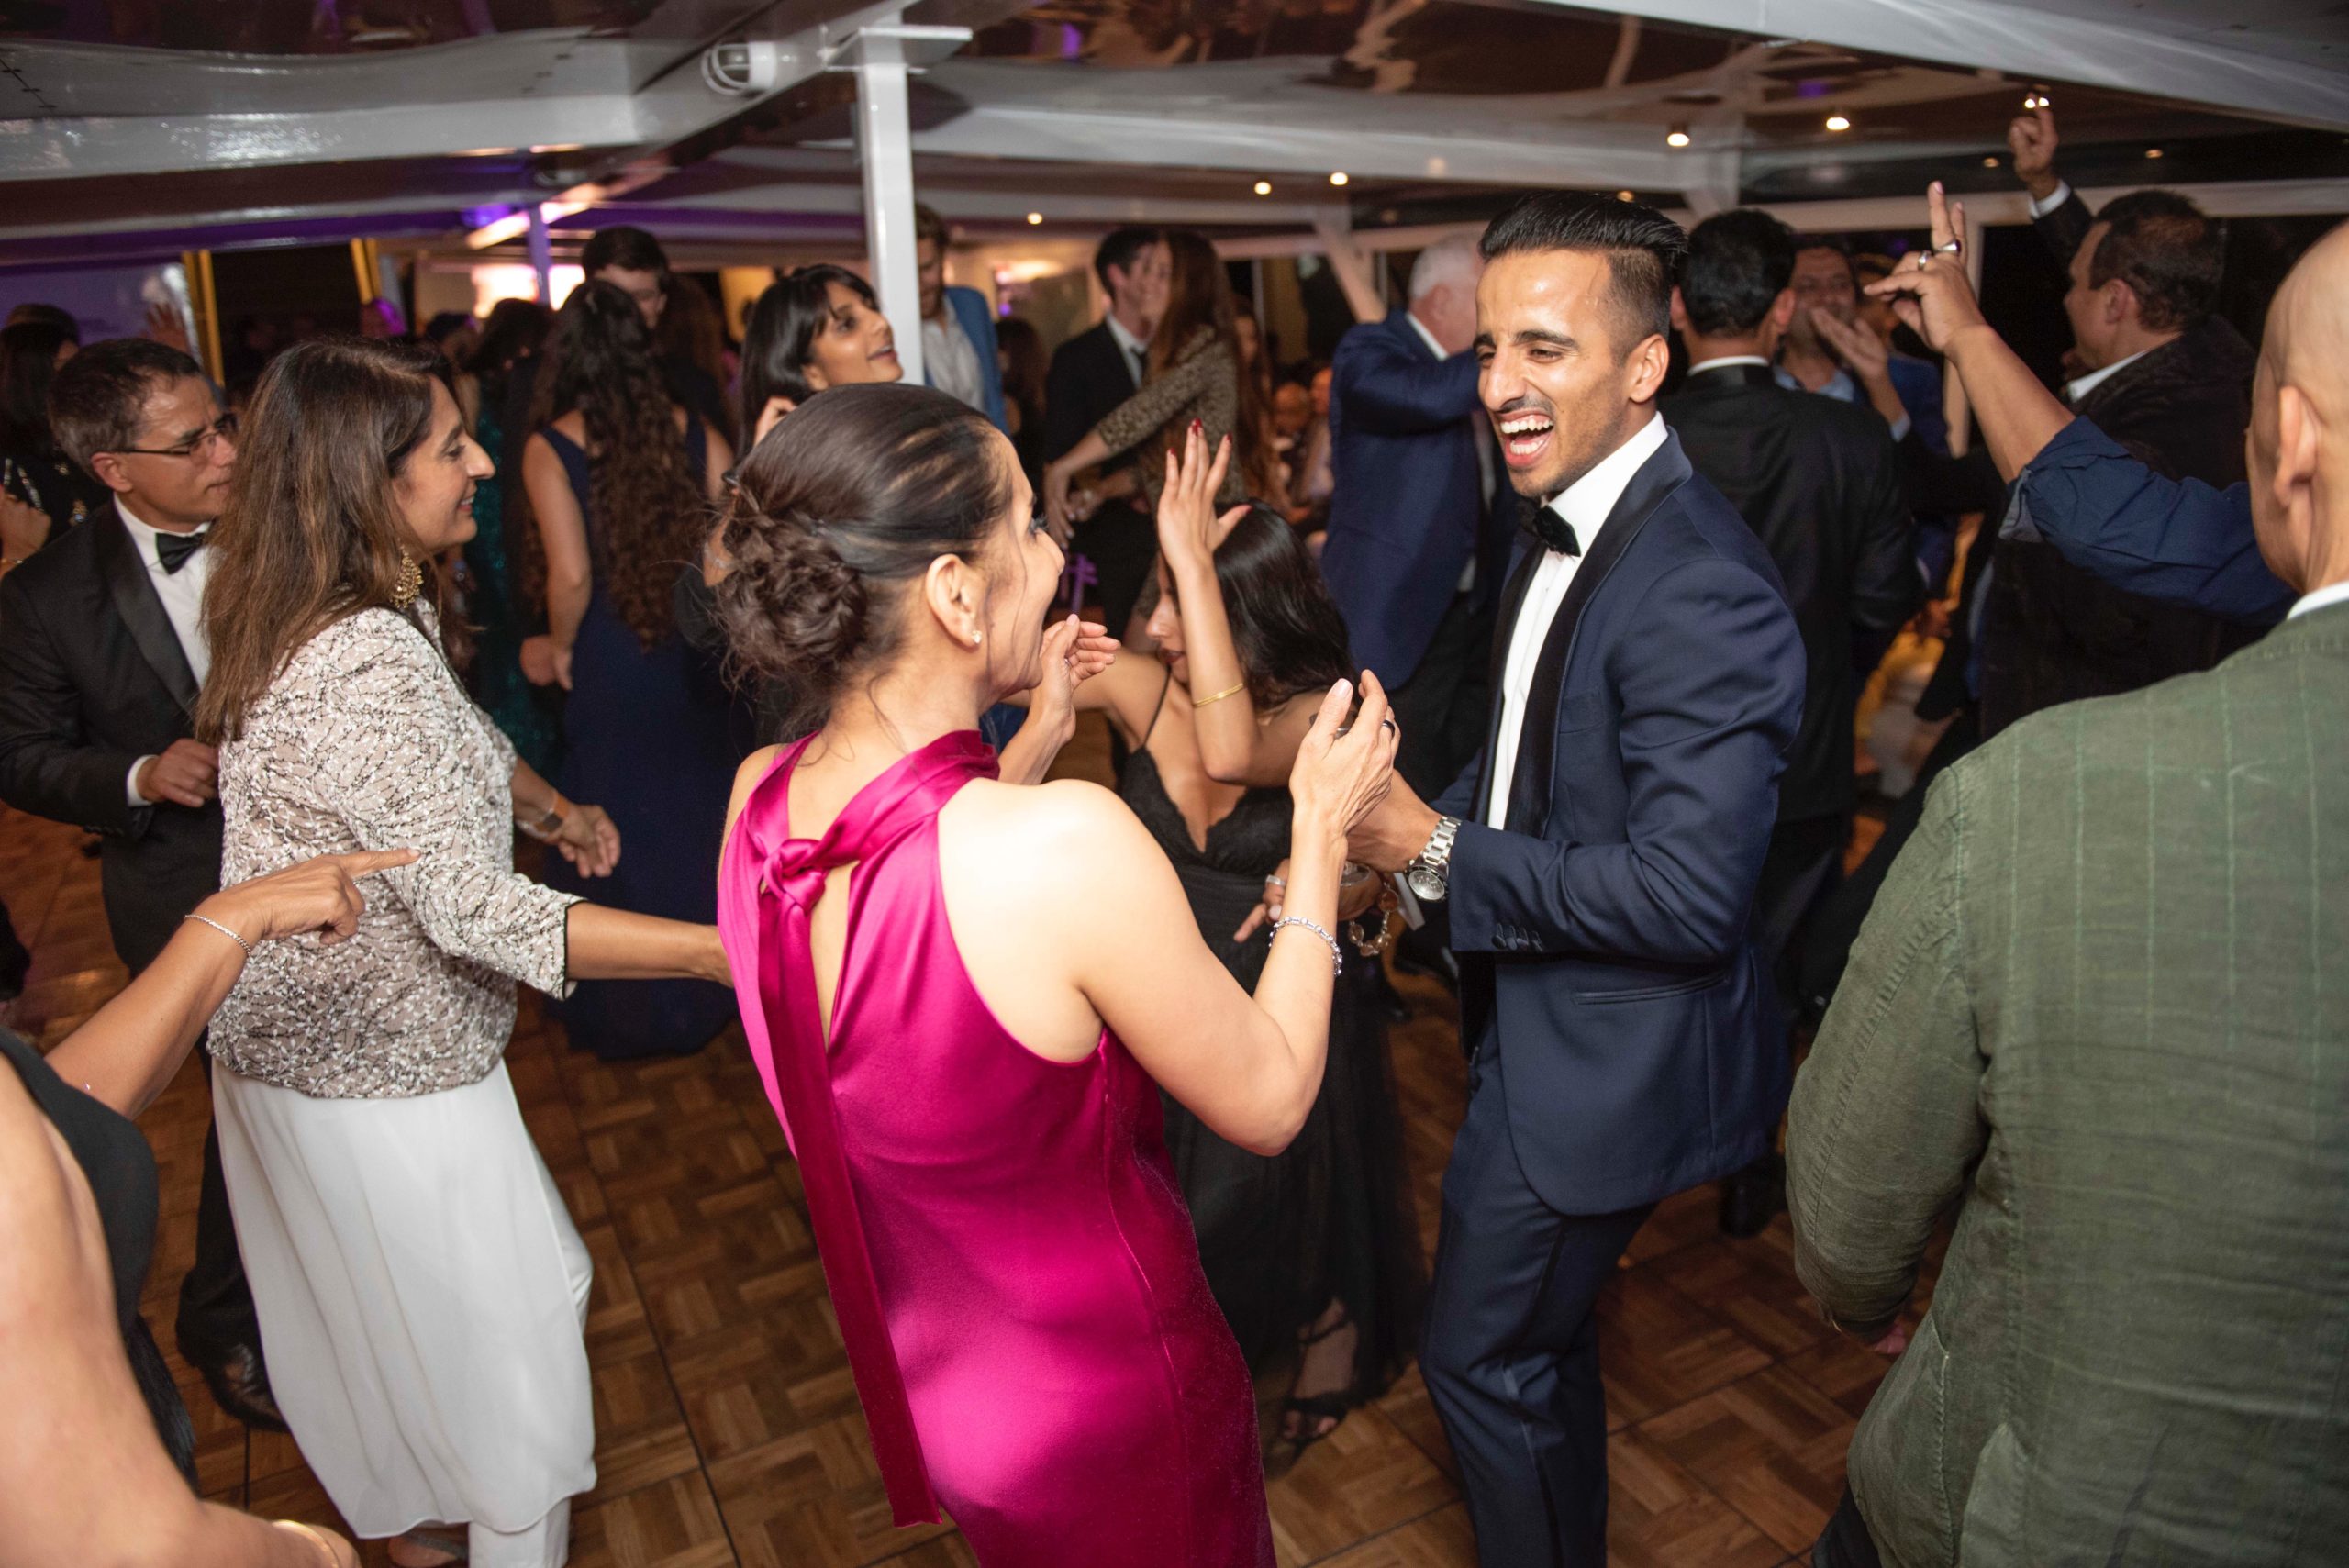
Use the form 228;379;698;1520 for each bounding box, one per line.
1528;500;1582;559
155;529;206;574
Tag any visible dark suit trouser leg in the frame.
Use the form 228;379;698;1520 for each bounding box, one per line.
1071;502;1157;643
1753;812;1848;1022
174;1077;262;1363
1423;1061;1654;1567
1388;588;1496;803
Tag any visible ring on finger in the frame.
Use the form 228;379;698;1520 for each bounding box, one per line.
1266;874;1287;890
1381;717;1397;734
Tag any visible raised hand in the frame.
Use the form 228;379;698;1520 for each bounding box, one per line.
2006;102;2060;202
143;301;193;354
1811;307;1889;385
1156;422;1246;574
1290;673;1398;842
199;847;418;949
752;394;796;448
1861;184;1988;355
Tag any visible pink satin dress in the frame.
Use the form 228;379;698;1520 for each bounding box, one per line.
717;731;1274;1567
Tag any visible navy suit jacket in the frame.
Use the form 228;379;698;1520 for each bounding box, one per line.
1433;427;1806;1215
1320;310;1510;686
929;284;1008;433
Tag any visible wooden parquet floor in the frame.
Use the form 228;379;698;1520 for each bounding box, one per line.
1;766;1914;1568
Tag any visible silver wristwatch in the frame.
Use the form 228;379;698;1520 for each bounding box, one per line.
1406;816;1461;903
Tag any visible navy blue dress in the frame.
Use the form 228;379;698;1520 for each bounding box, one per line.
540;419;740;1058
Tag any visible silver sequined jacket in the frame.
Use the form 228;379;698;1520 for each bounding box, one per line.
211;606;579;1097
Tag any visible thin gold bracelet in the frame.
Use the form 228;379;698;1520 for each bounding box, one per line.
272;1519;338;1567
1191;679;1247;709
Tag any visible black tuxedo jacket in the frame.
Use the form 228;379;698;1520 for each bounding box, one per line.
1043;319;1142;468
1432;428;1806;1214
1663;364;1920;821
0;509;222;970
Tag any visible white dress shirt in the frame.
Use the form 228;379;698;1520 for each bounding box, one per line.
1405;308;1495;590
2288;579;2349;621
1688;354;1772;378
116;496;213;805
2065;348;2154;406
1105;312;1149;389
922;306;986;414
2029;181;2074;221
1485;413;1668;829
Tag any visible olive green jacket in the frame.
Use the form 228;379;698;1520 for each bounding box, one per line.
1788;604;2349;1568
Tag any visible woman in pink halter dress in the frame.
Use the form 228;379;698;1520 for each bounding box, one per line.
707;386;1397;1565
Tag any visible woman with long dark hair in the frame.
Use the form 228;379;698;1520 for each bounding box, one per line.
711;383;1396;1563
461;297;561;773
518;279;740;1059
195;338;730;1568
738;263;902;445
1033;426;1425;1448
0;318;111;536
1041;229;1270;537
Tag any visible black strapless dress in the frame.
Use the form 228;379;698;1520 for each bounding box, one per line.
1118;743;1424;1411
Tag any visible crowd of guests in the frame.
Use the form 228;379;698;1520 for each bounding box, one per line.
0;94;2341;1568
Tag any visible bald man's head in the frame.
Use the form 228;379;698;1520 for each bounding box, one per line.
2247;219;2349;594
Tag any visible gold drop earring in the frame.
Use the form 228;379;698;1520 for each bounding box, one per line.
392;548;423;609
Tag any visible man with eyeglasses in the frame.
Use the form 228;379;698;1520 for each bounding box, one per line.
0;338;282;1435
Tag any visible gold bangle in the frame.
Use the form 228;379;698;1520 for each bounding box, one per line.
273;1520;338;1567
1191;679;1247;710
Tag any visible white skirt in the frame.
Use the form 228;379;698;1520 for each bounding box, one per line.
212;1060;596;1552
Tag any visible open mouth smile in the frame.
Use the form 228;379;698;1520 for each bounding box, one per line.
1496;410;1555;468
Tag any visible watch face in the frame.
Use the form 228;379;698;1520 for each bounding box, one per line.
1407;864;1444;902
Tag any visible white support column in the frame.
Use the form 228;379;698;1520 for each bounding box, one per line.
849;20;926;385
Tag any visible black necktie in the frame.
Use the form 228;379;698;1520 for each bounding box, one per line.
155;530;206;574
1528;500;1581;559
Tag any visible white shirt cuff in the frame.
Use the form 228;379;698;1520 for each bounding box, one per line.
1888;413;1913;444
2028;181;2073;220
127;755;154;807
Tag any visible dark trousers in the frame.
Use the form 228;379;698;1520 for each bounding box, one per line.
1812;1488;1887;1568
1388;586;1497;802
1753;811;1848;1023
1423;1056;1654;1566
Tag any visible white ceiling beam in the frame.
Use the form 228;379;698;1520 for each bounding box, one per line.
1539;0;2349;131
659;180;1340;227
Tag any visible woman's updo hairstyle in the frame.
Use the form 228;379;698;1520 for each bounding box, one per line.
715;383;1013;720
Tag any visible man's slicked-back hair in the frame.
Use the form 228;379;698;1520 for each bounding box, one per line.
2090;189;2223;334
1094;226;1163;292
1680;209;1798;337
1481;191;1686;354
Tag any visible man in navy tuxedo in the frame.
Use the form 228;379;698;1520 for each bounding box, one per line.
1321;235;1512;798
1350;193;1805;1566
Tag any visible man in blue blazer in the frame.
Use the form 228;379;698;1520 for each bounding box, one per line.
1351;193;1805;1567
915;205;1008;433
1321;235;1515;797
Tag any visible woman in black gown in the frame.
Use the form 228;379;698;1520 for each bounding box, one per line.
1052;427;1424;1447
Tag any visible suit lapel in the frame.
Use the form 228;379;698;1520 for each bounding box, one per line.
1503;430;1693;835
96;509;199;718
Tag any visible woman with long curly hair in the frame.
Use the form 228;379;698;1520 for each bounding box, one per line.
518;279;741;1059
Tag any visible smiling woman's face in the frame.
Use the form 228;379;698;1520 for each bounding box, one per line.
392;378;494;554
804;281;903;391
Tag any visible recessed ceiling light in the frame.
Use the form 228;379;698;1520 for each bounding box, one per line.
1825;114;1851;132
1025;211;1042;225
1982;155;1999;167
1253;180;1272;195
2144;147;2164;159
1329;172;1350;186
1617;189;1635;201
1666;126;1691;148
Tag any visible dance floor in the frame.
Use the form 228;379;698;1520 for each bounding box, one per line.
1;728;1915;1568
